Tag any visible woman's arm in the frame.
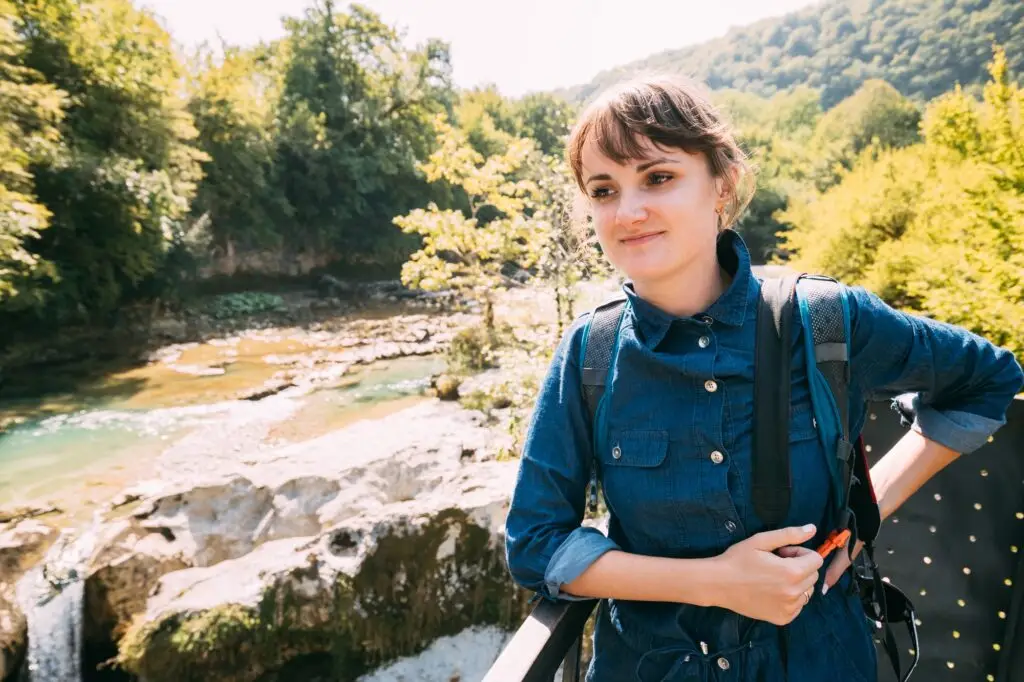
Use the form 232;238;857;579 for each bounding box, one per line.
565;525;826;627
823;430;960;589
561;550;721;605
505;313;824;624
846;286;1023;453
870;430;960;523
823;285;1023;589
504;314;622;601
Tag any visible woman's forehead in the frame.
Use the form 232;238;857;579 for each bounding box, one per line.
581;134;699;170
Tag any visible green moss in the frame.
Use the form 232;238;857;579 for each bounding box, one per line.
116;511;532;682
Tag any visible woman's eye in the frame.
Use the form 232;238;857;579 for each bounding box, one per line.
648;172;673;186
589;187;613;200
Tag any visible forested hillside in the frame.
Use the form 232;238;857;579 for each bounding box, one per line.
560;0;1023;108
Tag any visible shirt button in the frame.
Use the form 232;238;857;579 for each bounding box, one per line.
710;450;725;464
612;445;622;459
725;520;737;533
718;657;730;671
702;315;714;325
704;379;718;393
698;335;710;348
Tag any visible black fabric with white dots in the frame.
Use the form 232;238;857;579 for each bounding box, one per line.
861;398;1024;681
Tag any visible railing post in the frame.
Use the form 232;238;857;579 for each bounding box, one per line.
560;635;583;682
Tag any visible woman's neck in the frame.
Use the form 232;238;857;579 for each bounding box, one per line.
632;251;732;319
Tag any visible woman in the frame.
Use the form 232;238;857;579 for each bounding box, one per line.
504;74;1024;681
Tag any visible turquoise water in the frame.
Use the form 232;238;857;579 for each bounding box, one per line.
0;353;445;516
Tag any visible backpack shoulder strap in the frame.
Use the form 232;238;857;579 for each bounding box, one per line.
580;293;628;513
580;293;628;426
753;276;800;529
793;276;859;525
796;276;851;439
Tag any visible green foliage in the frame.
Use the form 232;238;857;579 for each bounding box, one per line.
6;0;203;323
717;87;823;261
561;0;1024;110
394;119;546;330
199;292;286;320
0;0;63;306
187;44;291;253
446;324;500;373
274;1;454;255
455;87;576;158
808;80;921;190
782;47;1024;363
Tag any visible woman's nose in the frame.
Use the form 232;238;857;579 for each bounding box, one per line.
615;190;648;226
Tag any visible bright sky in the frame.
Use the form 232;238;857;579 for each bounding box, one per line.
140;0;821;97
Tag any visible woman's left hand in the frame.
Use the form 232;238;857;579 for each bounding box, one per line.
823;537;863;594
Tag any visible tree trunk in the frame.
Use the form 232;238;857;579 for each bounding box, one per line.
483;296;495;332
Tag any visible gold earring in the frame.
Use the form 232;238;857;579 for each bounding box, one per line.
716;208;724;231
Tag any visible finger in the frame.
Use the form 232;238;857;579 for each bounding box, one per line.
793;547;825;574
749;524;816;551
775;546;806;559
777;545;818;559
799;570;820;594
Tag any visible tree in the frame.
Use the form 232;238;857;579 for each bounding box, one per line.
781;47;1024;364
0;0;63;308
187;43;291;255
529;155;609;335
511;92;576;157
274;1;453;259
808;79;921;190
9;0;203;322
394;119;542;331
561;0;1024;109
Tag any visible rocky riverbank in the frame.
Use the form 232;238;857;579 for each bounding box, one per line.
3;400;535;681
0;279;618;681
0;279;460;410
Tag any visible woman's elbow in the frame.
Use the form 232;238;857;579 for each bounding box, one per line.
504;531;548;593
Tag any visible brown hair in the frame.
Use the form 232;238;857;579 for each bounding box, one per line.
567;73;755;231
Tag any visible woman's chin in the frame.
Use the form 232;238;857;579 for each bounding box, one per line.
613;255;676;285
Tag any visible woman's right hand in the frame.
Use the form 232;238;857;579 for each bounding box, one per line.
711;524;824;625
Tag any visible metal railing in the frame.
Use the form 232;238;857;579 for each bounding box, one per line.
481;598;594;682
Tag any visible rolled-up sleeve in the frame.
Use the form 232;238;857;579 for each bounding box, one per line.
847;285;1024;453
504;315;620;601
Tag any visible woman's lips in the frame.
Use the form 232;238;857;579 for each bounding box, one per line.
620;232;665;246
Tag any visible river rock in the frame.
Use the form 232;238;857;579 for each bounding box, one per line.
434;375;461;401
80;401;524;681
0;519;59;681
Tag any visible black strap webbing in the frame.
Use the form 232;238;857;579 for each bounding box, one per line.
580;295;627;513
581;295;627;422
753;276;799;529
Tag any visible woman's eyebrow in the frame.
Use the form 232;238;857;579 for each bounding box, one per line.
585;157;675;184
635;157;673;172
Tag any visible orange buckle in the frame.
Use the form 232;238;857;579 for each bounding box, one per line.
816;528;851;559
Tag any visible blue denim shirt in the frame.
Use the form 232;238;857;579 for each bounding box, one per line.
505;230;1024;682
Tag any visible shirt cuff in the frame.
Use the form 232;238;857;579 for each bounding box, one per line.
892;393;1006;454
542;526;620;601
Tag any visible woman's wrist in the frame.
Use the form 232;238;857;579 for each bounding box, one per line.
692;554;731;609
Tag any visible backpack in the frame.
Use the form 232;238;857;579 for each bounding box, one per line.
578;273;919;682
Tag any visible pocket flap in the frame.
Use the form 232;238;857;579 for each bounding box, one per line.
603;429;669;467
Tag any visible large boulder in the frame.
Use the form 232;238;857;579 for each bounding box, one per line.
0;519;59;681
79;401;526;680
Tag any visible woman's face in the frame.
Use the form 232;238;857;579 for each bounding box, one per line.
580;135;724;287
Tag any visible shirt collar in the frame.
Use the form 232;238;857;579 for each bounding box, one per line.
623;229;756;349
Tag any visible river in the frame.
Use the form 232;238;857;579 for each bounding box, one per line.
0;326;446;525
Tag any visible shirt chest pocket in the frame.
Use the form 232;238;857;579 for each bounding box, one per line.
598;430;670;525
598;428;727;553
